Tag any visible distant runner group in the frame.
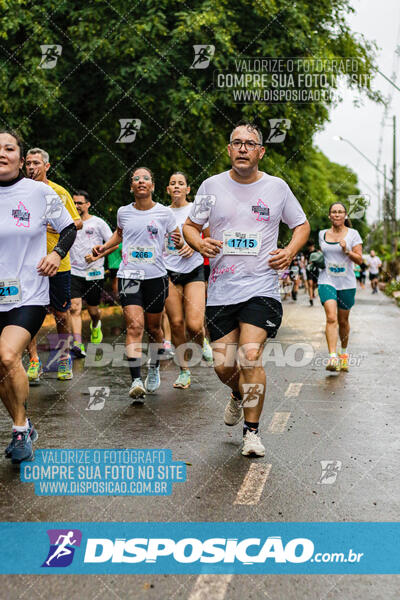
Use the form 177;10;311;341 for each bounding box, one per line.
0;122;382;464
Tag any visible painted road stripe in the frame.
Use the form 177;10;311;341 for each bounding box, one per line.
234;463;272;505
285;382;303;397
189;575;233;600
268;411;291;433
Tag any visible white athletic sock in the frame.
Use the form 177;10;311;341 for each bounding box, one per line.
340;348;348;355
329;352;337;358
13;419;29;432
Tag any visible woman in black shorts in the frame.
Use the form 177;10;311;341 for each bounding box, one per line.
0;129;76;463
93;167;183;401
163;172;213;389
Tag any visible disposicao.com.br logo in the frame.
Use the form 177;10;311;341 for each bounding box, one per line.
82;536;362;565
36;527;365;573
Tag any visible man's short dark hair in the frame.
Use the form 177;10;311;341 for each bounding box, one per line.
74;189;89;201
230;121;263;145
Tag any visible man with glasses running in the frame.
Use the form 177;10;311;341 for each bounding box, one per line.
25;148;82;382
183;123;310;457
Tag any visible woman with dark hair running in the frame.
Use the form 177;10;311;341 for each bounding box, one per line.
318;202;363;372
93;167;183;401
0;129;76;463
163;171;212;389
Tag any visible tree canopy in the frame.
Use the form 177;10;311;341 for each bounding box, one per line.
0;0;378;238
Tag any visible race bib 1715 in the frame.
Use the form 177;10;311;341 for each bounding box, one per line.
222;231;261;256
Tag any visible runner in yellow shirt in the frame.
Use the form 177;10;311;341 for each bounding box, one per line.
25;148;82;382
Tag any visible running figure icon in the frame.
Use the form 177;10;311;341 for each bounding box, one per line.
45;531;77;566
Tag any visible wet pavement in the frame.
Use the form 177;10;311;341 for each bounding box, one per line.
1;286;399;598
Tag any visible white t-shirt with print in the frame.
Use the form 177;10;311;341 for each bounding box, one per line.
0;177;73;310
163;204;204;274
318;228;363;290
117;202;177;280
189;171;307;305
70;215;113;278
366;255;382;275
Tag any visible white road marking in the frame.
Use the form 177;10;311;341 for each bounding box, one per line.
189;575;233;600
234;463;272;505
285;382;303;397
268;411;291;433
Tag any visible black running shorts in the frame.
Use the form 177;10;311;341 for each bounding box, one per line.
206;296;283;342
71;274;103;306
0;305;47;339
118;276;169;313
167;264;205;287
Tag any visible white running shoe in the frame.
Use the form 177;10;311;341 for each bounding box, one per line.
241;430;265;457
163;339;175;359
129;378;146;403
224;393;244;426
145;366;161;393
202;338;213;363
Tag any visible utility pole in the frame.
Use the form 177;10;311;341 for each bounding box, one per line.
378;177;381;223
384;164;388;245
392;115;397;260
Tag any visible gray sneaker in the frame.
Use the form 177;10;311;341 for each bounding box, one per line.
145;366;161;394
10;430;35;464
224;393;244;426
5;419;38;459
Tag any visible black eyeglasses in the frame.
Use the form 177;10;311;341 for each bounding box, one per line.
230;139;261;152
74;201;86;205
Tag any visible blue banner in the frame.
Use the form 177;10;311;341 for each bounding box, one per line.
20;449;186;496
0;522;399;574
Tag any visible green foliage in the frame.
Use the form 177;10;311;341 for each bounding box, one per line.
0;0;378;233
384;280;400;296
384;278;400;308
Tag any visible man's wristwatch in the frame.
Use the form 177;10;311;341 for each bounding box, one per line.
53;245;67;259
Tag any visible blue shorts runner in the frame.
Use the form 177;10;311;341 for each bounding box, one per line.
318;284;356;310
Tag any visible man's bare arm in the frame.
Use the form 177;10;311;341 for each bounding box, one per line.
268;221;310;271
183;218;222;257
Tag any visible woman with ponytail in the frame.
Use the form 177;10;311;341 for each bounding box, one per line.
318;202;363;372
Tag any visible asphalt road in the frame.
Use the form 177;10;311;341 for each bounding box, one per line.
1;285;399;598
